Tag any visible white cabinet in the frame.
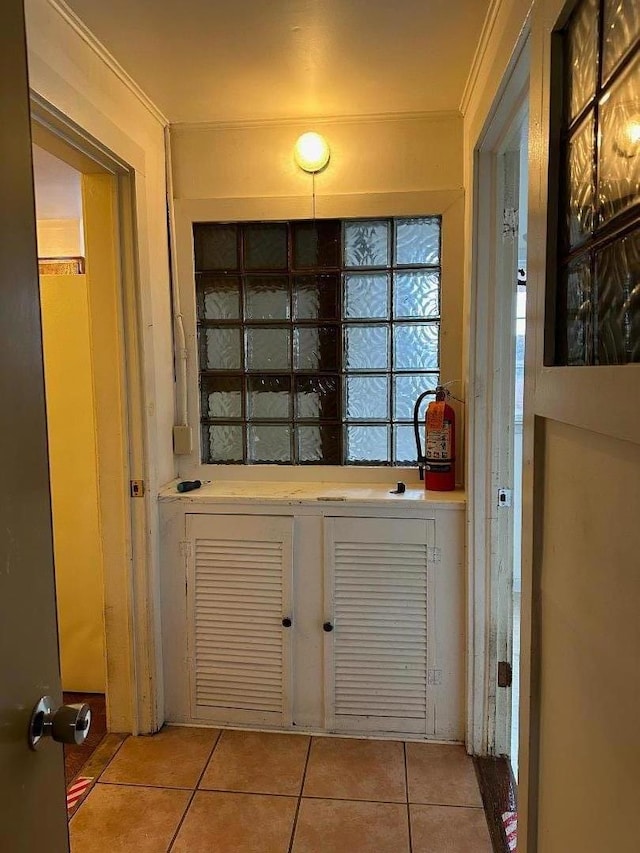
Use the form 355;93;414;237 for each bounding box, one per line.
185;514;293;727
160;485;465;741
323;517;434;735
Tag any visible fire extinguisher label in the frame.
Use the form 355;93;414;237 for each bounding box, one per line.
426;422;452;462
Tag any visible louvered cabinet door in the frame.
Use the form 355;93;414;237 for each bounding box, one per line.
324;516;435;735
186;514;293;727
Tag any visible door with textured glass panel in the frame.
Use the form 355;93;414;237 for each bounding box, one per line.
520;2;640;849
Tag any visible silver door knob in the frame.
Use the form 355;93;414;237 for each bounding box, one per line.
28;695;92;750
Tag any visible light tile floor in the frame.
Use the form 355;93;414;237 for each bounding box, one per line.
70;726;492;853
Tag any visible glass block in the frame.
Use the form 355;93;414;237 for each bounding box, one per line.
561;255;592;365
595;232;640;364
193;224;238;271
201;376;242;419
393;373;439;420
566;113;595;249
294;326;340;371
246;327;291;370
244;276;290;320
248;425;291;463
344;220;390;267
345;375;389;420
202;424;243;463
394;271;440;318
394;324;439;370
199;327;242;370
394;425;419;465
243;223;288;270
344;273;390;318
247;376;292;419
345;325;390;370
295;375;339;420
603;0;640;82
293;275;339;320
565;0;598;122
598;54;640;225
297;425;341;464
196;275;241;320
395;217;440;265
346;425;390;464
292;220;340;268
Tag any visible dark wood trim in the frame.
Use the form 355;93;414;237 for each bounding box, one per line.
474;755;517;853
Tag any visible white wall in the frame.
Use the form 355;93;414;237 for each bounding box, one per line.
171;113;466;482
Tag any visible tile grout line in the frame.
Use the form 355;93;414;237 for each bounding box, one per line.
404;742;413;853
287;736;313;853
166;729;224;852
69;734;129;820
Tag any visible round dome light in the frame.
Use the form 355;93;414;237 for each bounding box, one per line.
293;132;331;173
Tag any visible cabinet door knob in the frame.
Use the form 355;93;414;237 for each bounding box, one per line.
282;617;292;628
323;621;334;632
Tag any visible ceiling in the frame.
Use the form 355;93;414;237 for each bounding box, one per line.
64;0;491;124
32;144;82;220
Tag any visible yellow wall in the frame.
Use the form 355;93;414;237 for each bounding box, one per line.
40;273;106;692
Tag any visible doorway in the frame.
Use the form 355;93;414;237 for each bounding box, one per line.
32;144;108;784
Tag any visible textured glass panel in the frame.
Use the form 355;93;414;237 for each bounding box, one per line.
295;375;339;420
394;271;440;318
294;326;340;371
345;375;389;420
394;324;439;370
196;275;241;320
603;0;640;81
596;231;640;364
201;376;242;419
562;256;592;365
565;0;598;122
293;275;339;320
395;217;440;265
344;221;390;267
345;325;390;370
566;113;595;249
297;425;341;464
292;220;340;268
346;425;390;463
598;55;640;224
393;373;439;420
247;376;292;419
243;223;288;270
202;424;243;463
248;425;291;463
194;224;238;271
244;276;290;320
394;425;419;465
199;327;242;370
246;327;291;370
344;273;390;318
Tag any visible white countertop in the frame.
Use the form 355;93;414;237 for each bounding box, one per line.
158;479;466;509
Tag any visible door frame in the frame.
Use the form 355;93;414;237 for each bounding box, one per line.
31;96;160;735
467;33;530;756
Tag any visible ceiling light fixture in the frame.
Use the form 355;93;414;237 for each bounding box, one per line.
293;132;331;173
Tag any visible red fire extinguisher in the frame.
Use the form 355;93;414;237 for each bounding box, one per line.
413;385;456;491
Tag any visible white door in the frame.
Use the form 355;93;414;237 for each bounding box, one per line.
323;516;435;735
0;2;68;848
186;514;294;727
519;3;640;849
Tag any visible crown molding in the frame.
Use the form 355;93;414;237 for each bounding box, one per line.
170;109;463;133
459;0;506;117
46;0;169;127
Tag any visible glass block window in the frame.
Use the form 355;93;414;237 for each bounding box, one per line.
194;217;442;465
554;0;640;364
